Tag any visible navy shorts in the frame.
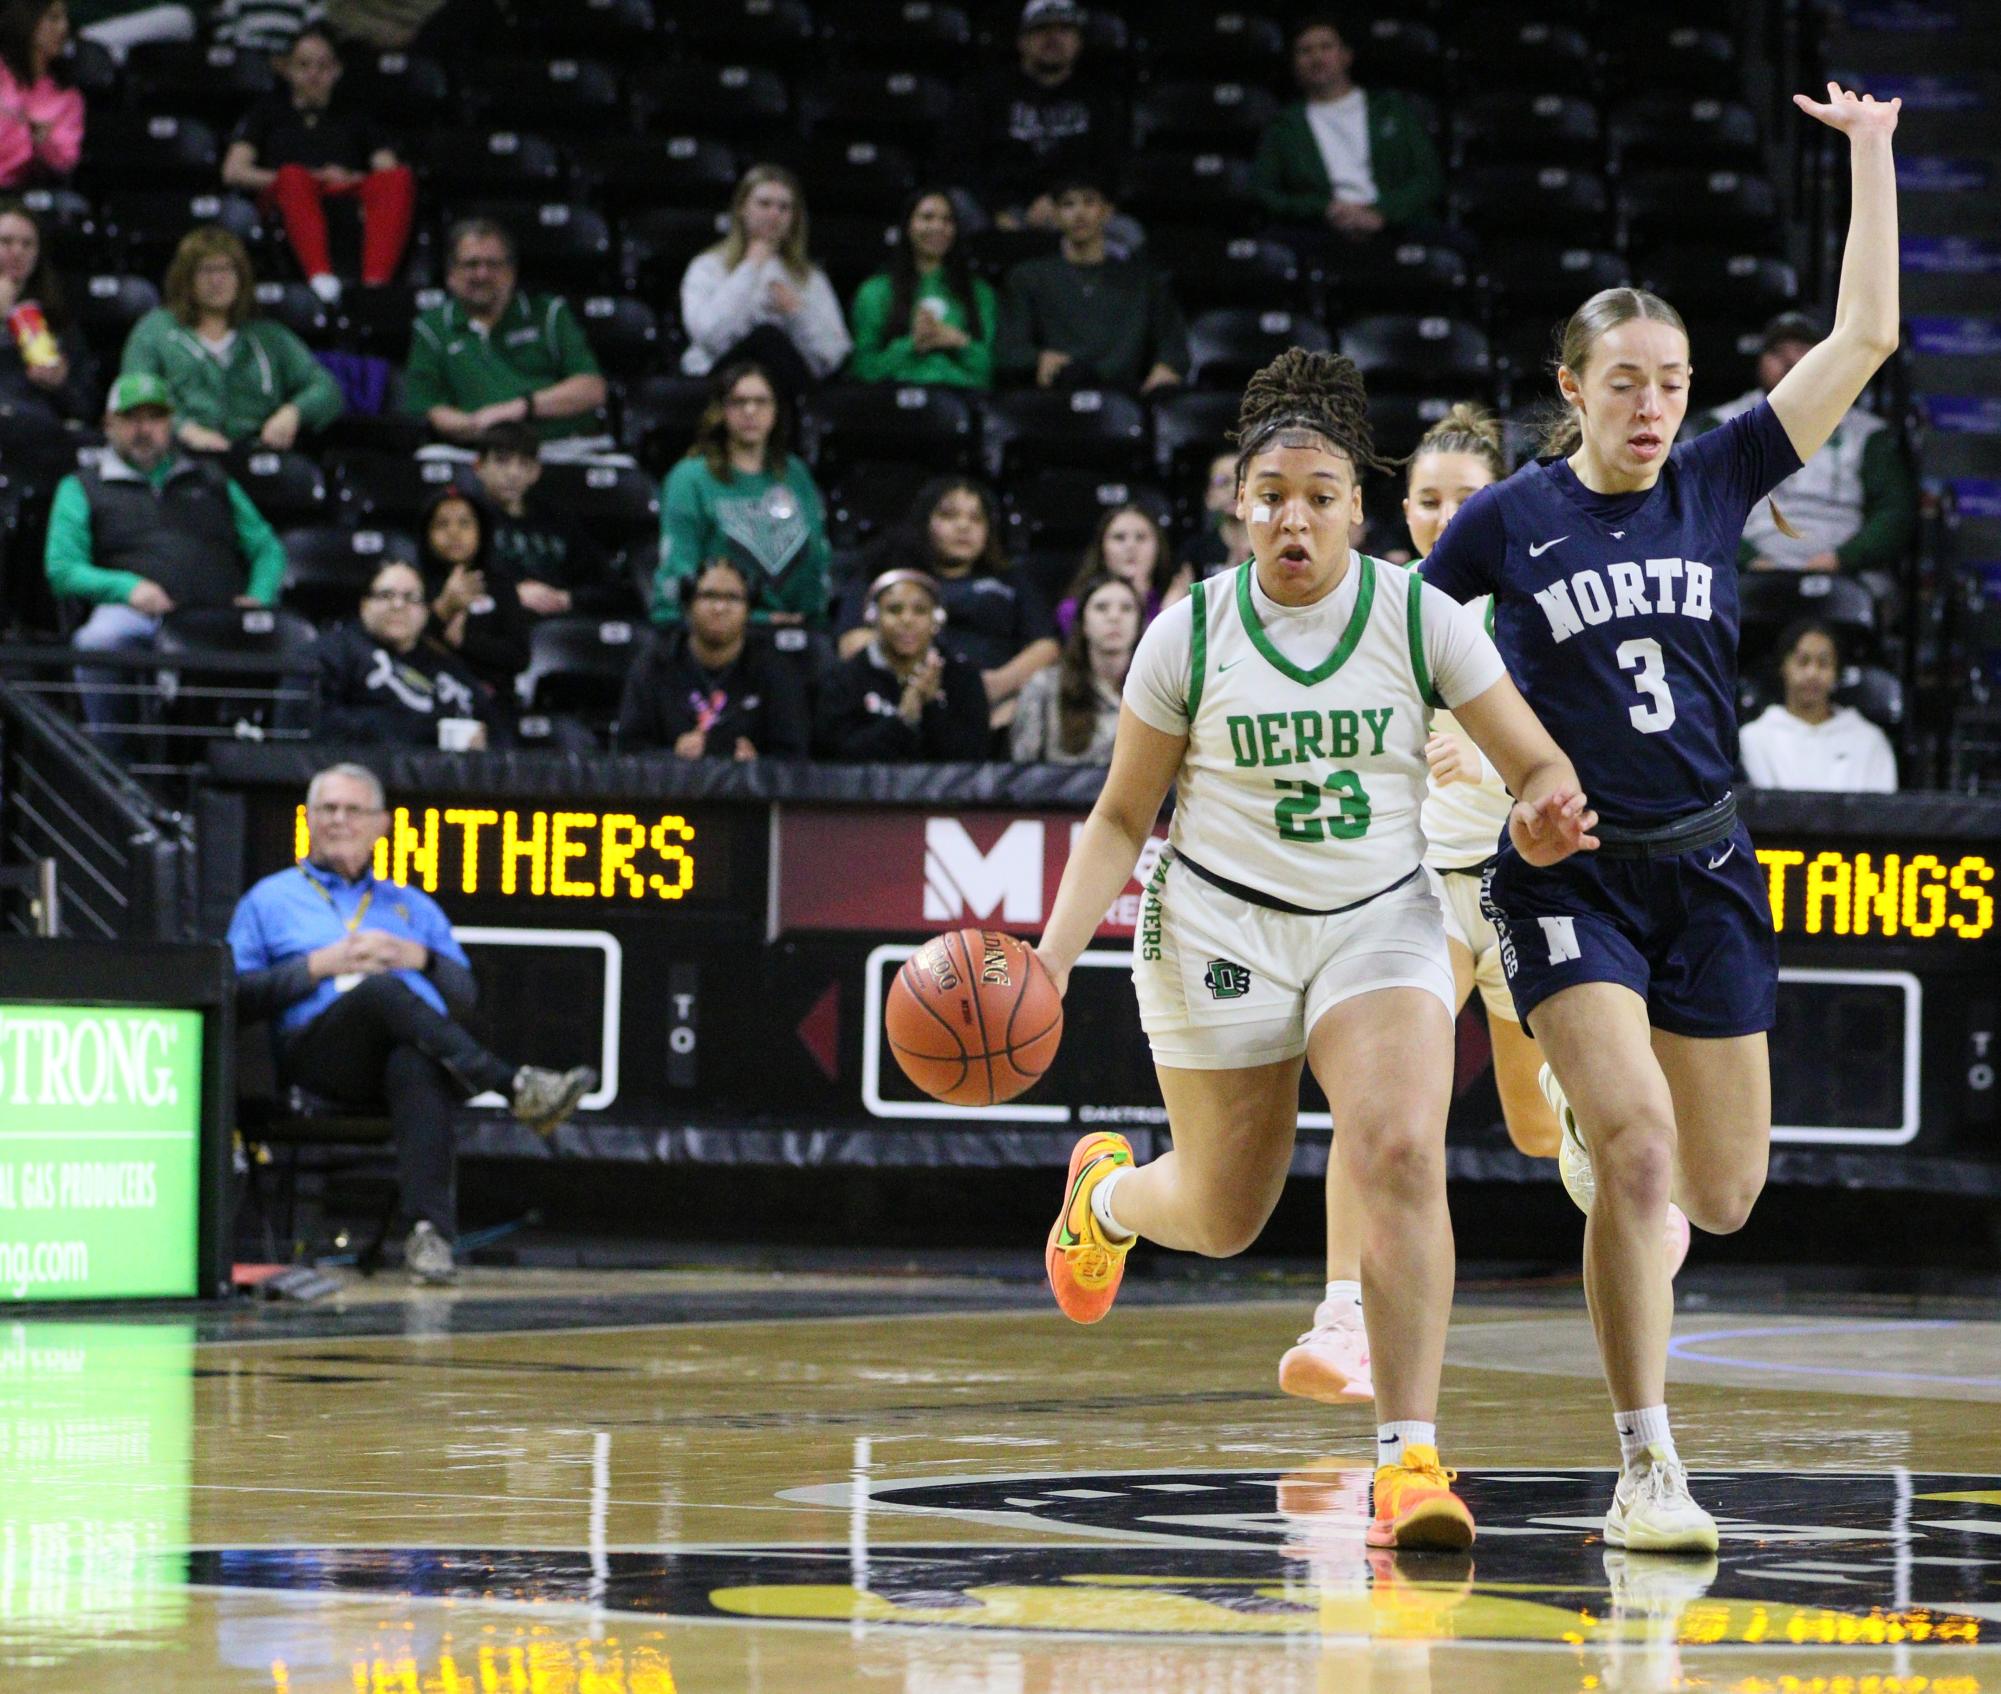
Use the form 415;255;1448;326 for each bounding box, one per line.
1481;820;1778;1040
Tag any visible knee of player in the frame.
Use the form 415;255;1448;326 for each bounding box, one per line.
1592;1120;1676;1211
1681;1172;1765;1236
1346;1119;1443;1202
1183;1199;1272;1259
1503;1116;1562;1161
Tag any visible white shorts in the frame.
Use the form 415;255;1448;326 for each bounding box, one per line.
1132;854;1455;1070
1426;864;1517;1022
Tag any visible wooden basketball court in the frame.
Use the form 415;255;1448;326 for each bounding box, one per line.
4;1268;1998;1691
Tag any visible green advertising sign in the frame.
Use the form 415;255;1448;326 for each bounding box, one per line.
0;1006;204;1302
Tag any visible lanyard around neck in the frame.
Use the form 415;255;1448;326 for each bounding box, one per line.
302;866;373;935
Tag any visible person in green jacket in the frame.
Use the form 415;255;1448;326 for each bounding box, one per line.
121;224;342;453
1250;15;1445;251
849;188;998;390
651;360;831;629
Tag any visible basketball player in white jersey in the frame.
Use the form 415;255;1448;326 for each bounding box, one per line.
1033;350;1598;1549
1278;405;1692;1405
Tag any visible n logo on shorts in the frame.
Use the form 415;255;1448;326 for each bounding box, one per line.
1203;960;1252;1000
1537;916;1581;965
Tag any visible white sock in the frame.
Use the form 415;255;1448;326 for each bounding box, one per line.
1089;1165;1135;1241
1324;1278;1362;1309
1377;1420;1434;1469
1615;1404;1676;1470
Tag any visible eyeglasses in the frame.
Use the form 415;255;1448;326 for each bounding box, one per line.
308;802;384;819
366;589;426;605
693;589;749;604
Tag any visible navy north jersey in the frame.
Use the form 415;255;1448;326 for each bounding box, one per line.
1422;401;1801;830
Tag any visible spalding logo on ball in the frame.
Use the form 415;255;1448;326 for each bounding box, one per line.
886;928;1064;1106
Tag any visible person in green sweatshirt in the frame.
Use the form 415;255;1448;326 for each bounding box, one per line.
1250;14;1445;261
120;224;341;452
47;373;288;740
849;188;998;390
651;360;831;629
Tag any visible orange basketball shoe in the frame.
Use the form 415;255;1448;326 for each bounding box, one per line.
1045;1132;1135;1324
1366;1444;1476;1551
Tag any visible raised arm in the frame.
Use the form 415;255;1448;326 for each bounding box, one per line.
1767;84;1901;463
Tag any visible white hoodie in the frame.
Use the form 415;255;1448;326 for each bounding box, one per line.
679;249;853;379
1739;703;1897;793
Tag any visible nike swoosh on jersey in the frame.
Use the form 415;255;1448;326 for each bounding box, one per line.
1216;656;1242;672
1707;844;1737;869
1528;536;1570;557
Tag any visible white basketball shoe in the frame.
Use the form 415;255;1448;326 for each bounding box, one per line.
1604;1444;1719;1554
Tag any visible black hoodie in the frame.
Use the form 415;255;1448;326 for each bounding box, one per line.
313;618;493;747
418;483;533;695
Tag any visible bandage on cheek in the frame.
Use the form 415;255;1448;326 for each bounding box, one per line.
1249;503;1275;524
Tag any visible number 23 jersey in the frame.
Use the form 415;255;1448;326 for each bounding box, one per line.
1422;399;1802;832
1125;554;1504;910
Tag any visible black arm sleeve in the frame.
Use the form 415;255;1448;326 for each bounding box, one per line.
234;956;316;1024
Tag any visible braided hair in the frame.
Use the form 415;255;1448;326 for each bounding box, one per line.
1231;347;1389;486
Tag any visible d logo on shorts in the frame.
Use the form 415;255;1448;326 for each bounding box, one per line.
1203;960;1252;1000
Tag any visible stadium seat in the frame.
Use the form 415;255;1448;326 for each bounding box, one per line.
1598;23;1740;98
534;462;661;551
154;605;319;737
65;35;118;103
101;191;260;275
1136;11;1285;78
677;0;819;68
1450;91;1600;168
420;131;567;202
787;141;919;217
1681;317;1766;403
1450;165;1609;240
156;604;318;657
1367;392;1472;463
796;70;955;155
1635;248;1798;317
801;385;979;477
124;41;275;128
1153;230;1310;318
460;202;616;295
578;295;662;381
1151;388;1241;492
618;374;713;475
226;448;331;527
331;449;463;527
519;614;644;718
1354;18;1450;99
979;389;1150;484
822;459;937;547
819;2;973;72
1479;240;1627;317
1739;572;1877;668
1327;239;1469;320
624;207;730;299
75;274;161;349
810;215;902;301
339;283;447;358
468;56;623;135
630;64;790;147
1001;468;1174;553
279;524;418;623
576;136;740;217
1456;17;1595;92
1131;80;1279;156
346;52;454;127
1839;663;1906;732
75;113;220;193
1494;317;1564;393
1186;308;1334;388
542;0;656;53
1116;155;1258;235
16;186;94;246
1607;97;1760;172
253;281;336;346
1619;170;1779;252
1339;315;1492;392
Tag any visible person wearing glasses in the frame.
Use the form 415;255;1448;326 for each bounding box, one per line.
403;217;609;459
618;558;809;758
312;558;496;749
651;359;831;630
227;760;596;1283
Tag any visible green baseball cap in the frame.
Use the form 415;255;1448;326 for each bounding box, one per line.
105;373;173;414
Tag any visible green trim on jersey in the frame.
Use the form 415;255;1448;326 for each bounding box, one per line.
1186;575;1209;723
1405;571;1440;707
1234;555;1377;687
1484;597;1496;636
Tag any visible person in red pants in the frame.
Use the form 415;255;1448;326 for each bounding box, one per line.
220;25;413;304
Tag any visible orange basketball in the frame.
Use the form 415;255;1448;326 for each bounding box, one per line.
886;928;1064;1107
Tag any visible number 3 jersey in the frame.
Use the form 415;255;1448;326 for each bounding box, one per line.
1125;554;1504;910
1422;399;1801;832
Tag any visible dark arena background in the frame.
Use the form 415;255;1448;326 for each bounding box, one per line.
0;1;1998;1690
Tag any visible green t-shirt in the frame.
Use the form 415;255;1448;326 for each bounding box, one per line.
403;292;602;442
849;271;998;389
652;454;831;627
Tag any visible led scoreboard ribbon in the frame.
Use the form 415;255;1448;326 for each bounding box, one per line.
293;805;702;901
1757;846;1995;942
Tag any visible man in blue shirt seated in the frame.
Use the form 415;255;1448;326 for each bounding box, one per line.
227;760;595;1283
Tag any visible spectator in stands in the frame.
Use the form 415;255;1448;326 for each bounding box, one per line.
949;0;1124;234
1739;617;1897;793
1181;449;1253;579
652;360;830;629
321;0;443;48
227;760;595;1283
679;164;851;395
47;373;287;738
313;557;492;748
0;197;97;463
121;226;343;452
1053;502;1184;637
405;217;609;457
1010;572;1140;765
1251;14;1445;263
70;0;195;60
222;25;415;304
997;173;1187;394
1700;311;1919;575
834;475;1058;729
816;567;989;761
417;482;528;704
0;0;82;189
618;559;809;759
849;189;997;390
213;0;320;52
471;421;621;616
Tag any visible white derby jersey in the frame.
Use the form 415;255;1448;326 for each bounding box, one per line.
1418;592;1519;871
1125;554;1506;909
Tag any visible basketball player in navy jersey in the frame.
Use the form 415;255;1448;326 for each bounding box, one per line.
1421;84;1901;1552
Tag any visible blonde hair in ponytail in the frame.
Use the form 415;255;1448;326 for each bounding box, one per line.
1408;401;1507;485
